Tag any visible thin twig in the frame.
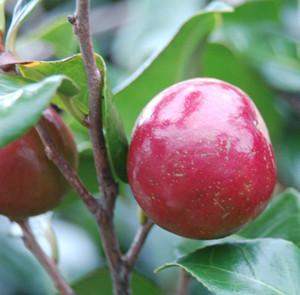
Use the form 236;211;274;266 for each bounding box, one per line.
36;118;100;216
125;219;154;270
17;219;77;295
176;269;190;295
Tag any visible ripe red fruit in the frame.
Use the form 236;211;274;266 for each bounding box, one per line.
0;108;78;220
128;78;276;239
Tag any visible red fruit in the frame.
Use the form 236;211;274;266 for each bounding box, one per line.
0;108;78;220
128;78;276;239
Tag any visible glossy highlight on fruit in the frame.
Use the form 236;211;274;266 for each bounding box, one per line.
128;78;277;239
0;108;78;220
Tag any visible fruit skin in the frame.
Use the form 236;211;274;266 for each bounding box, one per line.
0;108;78;220
128;78;276;239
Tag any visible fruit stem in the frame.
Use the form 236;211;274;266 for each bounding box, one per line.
17;219;77;295
138;207;148;225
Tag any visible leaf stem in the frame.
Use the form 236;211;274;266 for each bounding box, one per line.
17;219;77;295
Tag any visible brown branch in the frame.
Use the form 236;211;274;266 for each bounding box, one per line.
67;2;155;295
97;212;130;295
17;219;77;295
37;116;131;294
68;1;127;294
36;118;100;216
125;219;154;270
69;0;118;213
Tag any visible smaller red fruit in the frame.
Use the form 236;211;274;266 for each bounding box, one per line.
0;108;78;220
128;78;276;239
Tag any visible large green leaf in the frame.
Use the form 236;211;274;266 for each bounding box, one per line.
72;269;162;295
19;54;128;182
201;43;282;139
223;0;282;24
114;9;230;136
158;239;300;295
0;73;77;147
240;189;300;246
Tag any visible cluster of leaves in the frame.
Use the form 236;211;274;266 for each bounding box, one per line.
1;0;300;294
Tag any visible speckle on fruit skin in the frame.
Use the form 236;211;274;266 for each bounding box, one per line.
128;78;277;239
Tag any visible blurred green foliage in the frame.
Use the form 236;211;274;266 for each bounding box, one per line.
1;0;300;295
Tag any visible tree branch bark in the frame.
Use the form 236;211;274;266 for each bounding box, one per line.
70;0;118;214
65;1;154;294
36;119;100;217
68;1;128;294
125;219;154;271
17;219;77;295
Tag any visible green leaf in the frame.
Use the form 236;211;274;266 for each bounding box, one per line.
97;56;129;182
0;73;77;147
19;55;89;116
19;54;128;182
73;269;162;295
157;238;300;295
223;0;283;24
240;189;300;246
201;43;282;140
177;189;300;257
176;235;243;257
5;0;41;52
114;10;227;136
